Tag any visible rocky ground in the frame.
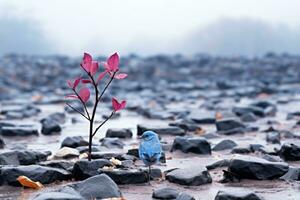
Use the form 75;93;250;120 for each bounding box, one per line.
0;53;300;200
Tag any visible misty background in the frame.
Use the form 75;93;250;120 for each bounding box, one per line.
0;0;300;57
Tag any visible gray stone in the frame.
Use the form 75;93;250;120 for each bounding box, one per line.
214;190;263;200
106;128;133;138
137;124;185;136
152;187;179;199
171;136;211;154
61;136;89;148
166;166;212;186
213;139;237;151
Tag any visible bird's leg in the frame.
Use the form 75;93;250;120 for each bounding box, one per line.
148;165;151;183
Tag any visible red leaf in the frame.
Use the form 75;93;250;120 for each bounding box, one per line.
97;71;107;84
115;73;127;79
81;79;92;84
78;87;90;103
67;80;73;88
81;53;92;72
73;77;81;88
112;97;126;112
90;61;99;75
107;53;119;72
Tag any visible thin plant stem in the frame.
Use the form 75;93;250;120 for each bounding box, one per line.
92;111;115;137
65;102;89;120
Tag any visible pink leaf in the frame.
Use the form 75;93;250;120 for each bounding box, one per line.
67;80;73;88
73;77;81;88
67;77;81;89
90;61;99;75
78;87;90;103
83;52;92;63
112;97;126;112
115;73;127;79
81;53;92;72
81;79;92;84
107;53;119;72
97;71;107;84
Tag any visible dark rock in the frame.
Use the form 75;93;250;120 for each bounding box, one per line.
287;111;300;120
152;187;179;199
0;137;5;148
92;152;136;161
100;137;125;149
228;155;289;180
233;105;264;117
76;145;101;153
47;112;66;124
99;169;148;184
176;193;195;200
212;139;237;151
280;167;300;181
249;144;264;152
171;136;211;154
54;147;79;159
0;150;50;165
219;170;240;183
262;155;283;162
216;118;246;135
279;142;300;161
206;159;230;170
0;126;38;136
231;146;252;154
70;174;122;199
39;160;74;171
61;136;89;148
137;124;185;136
106;128;133;138
0;165;71;186
127;148;139;157
41;117;61;135
169;120;201;132
250;101;277;116
266;132;281;144
166;166;212;186
214;190;263;200
32;188;83;200
72;159;112;180
240;112;258;122
188;112;216;124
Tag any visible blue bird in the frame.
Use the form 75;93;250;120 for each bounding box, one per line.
139;131;162;182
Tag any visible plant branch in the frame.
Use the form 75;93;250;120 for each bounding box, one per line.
73;89;91;120
98;72;116;101
65;102;89;120
92;111;115;137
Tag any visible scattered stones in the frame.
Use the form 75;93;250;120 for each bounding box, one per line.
266;132;281;144
0;165;71;186
240;112;258;122
280;167;300;181
212;139;237;151
39;160;74;171
99;169;148;184
72;159;112;180
206;159;230;170
231;146;252;154
61;136;89;148
32;190;83;200
228;155;289;180
41;117;62;135
53;147;80;159
166;166;212;186
152;187;179;199
176;193;195;200
0;126;38;136
70;174;122;199
106;128;133;138
216;118;246;135
188;111;216;124
100;137;125;149
137;124;185;136
279;142;300;161
0;150;50;165
0;137;5;148
214;190;263;200
171;136;211;154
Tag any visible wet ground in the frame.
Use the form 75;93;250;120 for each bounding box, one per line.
1;53;300;199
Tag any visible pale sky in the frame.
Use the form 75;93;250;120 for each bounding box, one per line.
0;0;300;56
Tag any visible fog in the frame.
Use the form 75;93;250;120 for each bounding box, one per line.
0;0;300;56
